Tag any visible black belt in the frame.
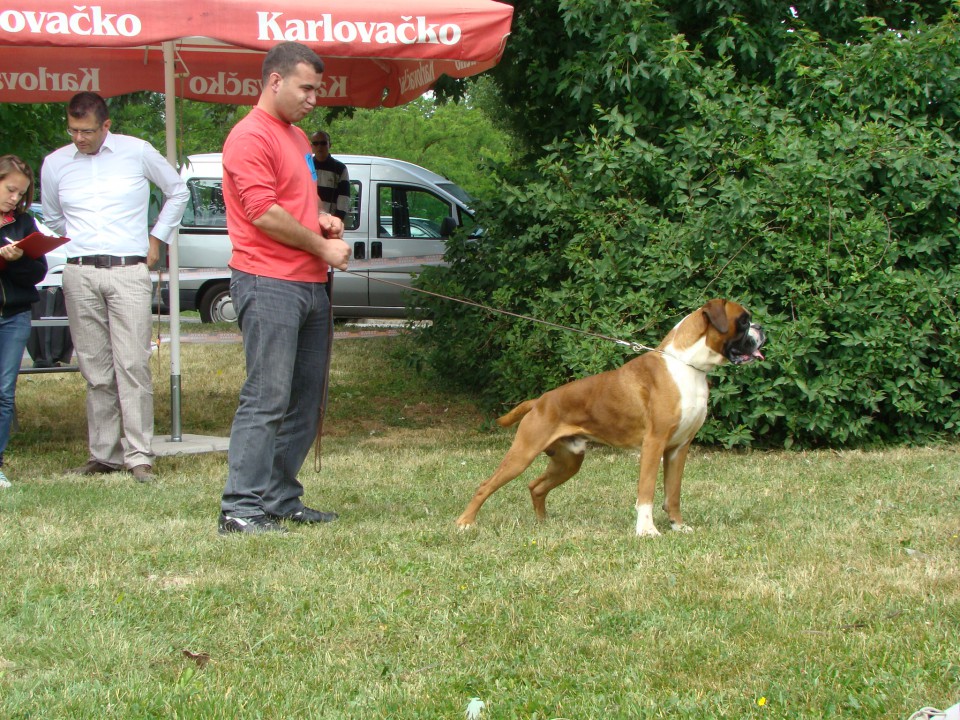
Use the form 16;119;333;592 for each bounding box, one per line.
66;255;147;268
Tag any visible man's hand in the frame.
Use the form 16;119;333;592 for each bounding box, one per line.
317;236;350;270
318;212;344;239
147;235;161;268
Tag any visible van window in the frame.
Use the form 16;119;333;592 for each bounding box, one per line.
345;180;361;231
183;177;362;231
184;178;227;228
377;185;451;239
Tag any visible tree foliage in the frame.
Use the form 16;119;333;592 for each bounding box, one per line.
5;83;513;206
312;84;518;201
0;103;64;174
416;3;960;448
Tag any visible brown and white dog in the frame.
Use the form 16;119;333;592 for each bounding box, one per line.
455;299;766;536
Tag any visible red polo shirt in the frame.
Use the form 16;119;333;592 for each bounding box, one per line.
222;107;329;282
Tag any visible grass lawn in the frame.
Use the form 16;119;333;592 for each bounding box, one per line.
1;330;957;719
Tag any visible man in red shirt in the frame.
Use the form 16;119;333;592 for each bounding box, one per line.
219;41;351;535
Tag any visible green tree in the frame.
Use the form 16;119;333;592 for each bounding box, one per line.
417;2;960;448
8;85;512;202
311;85;517;201
0;103;64;177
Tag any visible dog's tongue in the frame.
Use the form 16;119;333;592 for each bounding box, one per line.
731;348;764;364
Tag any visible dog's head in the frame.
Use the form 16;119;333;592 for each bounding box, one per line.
661;299;766;370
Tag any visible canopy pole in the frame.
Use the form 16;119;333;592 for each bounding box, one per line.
162;41;183;442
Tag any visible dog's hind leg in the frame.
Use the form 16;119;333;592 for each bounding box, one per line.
528;440;586;521
456;439;545;529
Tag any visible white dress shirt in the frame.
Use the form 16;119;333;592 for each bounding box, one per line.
41;132;188;257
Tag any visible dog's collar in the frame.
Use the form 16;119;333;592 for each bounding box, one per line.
658;350;714;373
617;340;710;372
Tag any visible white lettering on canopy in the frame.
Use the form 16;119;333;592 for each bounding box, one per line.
257;12;462;46
187;73;348;100
0;7;142;37
398;61;435;94
0;66;100;92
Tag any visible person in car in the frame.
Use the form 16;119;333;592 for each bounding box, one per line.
0;155;48;488
310;130;350;221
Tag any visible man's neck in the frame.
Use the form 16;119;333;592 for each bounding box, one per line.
256;99;291;125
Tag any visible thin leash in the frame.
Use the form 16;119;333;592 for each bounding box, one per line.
336;267;662;355
311;263;700;471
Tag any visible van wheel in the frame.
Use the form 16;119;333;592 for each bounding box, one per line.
198;282;237;324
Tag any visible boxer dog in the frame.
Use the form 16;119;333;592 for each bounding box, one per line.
455;299;766;536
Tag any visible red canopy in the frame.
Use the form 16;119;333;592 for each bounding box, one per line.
0;0;513;440
0;0;514;106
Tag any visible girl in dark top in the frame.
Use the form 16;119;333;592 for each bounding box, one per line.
0;155;48;488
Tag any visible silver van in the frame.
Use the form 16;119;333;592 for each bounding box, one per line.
172;153;477;322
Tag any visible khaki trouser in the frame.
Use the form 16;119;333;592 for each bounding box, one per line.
62;262;154;469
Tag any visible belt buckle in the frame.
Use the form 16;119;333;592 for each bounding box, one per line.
94;254;112;269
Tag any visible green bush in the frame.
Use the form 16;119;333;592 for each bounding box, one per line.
415;14;960;449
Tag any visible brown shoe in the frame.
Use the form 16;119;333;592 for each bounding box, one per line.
130;464;155;483
67;460;122;475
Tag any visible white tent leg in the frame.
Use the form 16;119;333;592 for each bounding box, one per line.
163;41;182;442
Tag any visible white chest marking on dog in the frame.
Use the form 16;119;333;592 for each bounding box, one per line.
663;338;718;447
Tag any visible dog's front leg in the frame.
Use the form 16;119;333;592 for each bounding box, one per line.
662;443;693;533
635;436;666;537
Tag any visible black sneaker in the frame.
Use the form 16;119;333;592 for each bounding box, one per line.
218;513;288;535
267;506;339;524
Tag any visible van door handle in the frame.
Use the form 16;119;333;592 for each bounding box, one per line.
371;241;383;259
353;241;365;260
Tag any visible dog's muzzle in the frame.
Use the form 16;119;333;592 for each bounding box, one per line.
727;323;766;365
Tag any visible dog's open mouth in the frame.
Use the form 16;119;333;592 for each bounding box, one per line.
728;347;765;364
727;324;766;364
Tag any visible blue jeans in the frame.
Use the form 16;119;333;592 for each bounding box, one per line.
221;270;333;517
0;311;33;466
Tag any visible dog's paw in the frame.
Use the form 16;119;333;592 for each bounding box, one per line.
635;524;662;538
670;522;694;534
635;504;661;537
455;519;477;531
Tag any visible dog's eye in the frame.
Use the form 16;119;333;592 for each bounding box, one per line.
737;314;750;331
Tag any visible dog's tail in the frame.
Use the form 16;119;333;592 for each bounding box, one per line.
497;400;536;428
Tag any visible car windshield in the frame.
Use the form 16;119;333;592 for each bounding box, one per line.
437;182;472;209
433;183;482;238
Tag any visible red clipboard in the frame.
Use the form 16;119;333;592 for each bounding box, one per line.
0;231;70;270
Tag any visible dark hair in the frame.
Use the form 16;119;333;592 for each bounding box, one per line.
0;154;35;215
68;92;109;124
261;42;324;85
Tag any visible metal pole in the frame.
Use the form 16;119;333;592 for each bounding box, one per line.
163;41;182;441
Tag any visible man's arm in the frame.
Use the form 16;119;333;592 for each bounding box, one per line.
141;142;189;244
252;204;350;270
40;157;66;236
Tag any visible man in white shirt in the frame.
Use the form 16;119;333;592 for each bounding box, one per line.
42;92;188;483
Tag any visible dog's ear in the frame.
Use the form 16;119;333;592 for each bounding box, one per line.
702;299;729;334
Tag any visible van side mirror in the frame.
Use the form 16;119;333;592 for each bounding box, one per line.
439;216;458;238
